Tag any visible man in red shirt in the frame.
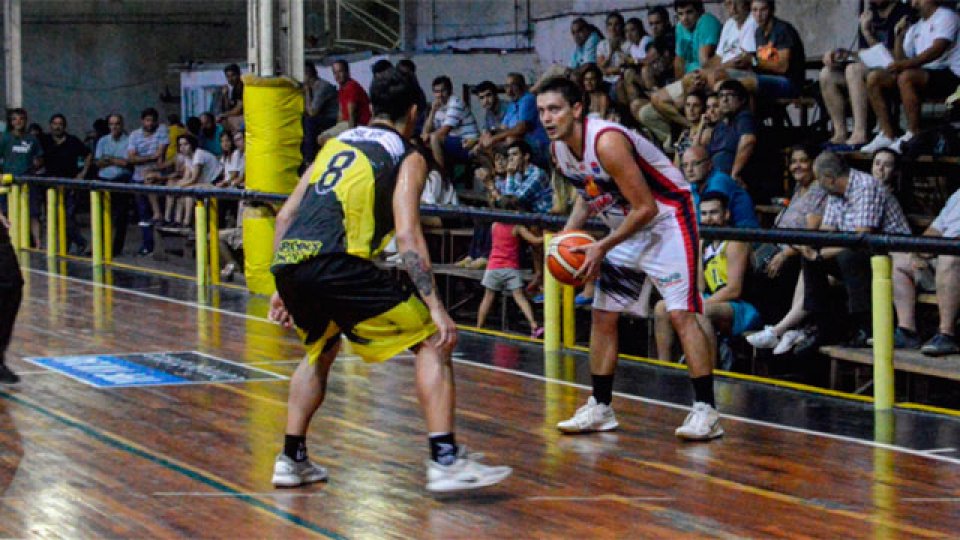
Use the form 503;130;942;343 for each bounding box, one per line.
332;59;371;127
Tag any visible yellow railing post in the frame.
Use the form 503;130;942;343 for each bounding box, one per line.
103;191;112;264
9;184;20;251
19;184;29;248
46;188;57;258
209;198;220;285
562;284;576;348
57;187;66;257
195;199;209;288
90;190;103;267
543;233;561;353
872;255;894;411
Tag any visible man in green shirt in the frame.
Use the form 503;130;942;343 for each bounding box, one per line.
0;108;43;247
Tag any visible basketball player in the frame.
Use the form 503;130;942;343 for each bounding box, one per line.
537;77;722;440
0;207;22;384
268;68;511;491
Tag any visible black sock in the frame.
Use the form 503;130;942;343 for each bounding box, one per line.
592;374;614;405
429;432;458;466
283;434;307;462
691;375;715;408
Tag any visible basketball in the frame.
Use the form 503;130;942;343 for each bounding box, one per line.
547;231;594;287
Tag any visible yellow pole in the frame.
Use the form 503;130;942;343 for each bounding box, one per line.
562;284;576;348
543;233;561;353
90;191;103;267
46;188;57;258
9;184;20;251
103;191;112;264
195;200;209;288
19;184;29;248
209;198;220;285
872;255;894;411
57;187;66;257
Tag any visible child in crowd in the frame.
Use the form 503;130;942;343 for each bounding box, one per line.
476;196;544;338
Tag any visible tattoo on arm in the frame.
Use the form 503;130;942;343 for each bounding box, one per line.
399;250;434;297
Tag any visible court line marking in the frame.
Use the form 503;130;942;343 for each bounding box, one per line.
153;491;328;498
525;495;675;503
0;388;345;540
901;498;960;502
24;266;960;467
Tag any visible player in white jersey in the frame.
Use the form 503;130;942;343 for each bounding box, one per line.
536;77;723;441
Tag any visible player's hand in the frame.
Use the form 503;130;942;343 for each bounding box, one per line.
570;241;608;281
268;292;294;328
429;306;459;352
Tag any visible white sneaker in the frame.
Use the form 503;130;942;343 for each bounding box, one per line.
773;329;805;355
272;453;329;487
888;131;915;154
675;402;724;441
860;132;895;153
426;446;512;492
557;396;619;433
746;326;779;349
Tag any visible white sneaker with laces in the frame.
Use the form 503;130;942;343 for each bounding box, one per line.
675;402;724;441
860;132;896;153
888;131;915;154
773;329;805;355
426;446;512;492
557;396;619;433
746;326;779;349
272;453;329;487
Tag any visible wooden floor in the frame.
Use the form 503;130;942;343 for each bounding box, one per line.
3;258;960;538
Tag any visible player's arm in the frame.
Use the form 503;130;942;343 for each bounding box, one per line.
394;152;457;350
268;162;317;327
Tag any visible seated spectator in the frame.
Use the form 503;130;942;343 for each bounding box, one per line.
476;196;544;338
796;152;910;348
218;64;244;132
396;58;429;132
597;11;629;84
479;73;549;168
871;147;901;191
302;62;340;164
654;192;761;366
708;80;756;187
421;75;480;174
170;134;223;227
473;80;505;136
198;112;224;157
819;0;912;148
700;92;721;146
673;91;708;165
750;0;805;98
459;147;512;270
503;140;552;214
318;59;373;146
165;115;186;164
747;144;829;354
371;59;393;81
642;7;678;91
95;114;132;256
863;0;960;153
706;0;758;91
570;18;603;69
892;186;960;355
615;17;654;120
580;64;613;119
215;130;245;189
680;145;759;227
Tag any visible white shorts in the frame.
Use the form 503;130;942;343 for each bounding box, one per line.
593;210;702;316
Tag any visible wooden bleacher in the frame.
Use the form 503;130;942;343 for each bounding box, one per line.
820;345;960;397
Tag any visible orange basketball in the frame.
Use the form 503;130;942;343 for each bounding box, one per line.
547;231;594;287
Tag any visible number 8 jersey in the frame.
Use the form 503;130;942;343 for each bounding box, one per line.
274;126;417;267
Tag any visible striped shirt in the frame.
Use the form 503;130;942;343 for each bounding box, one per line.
432;95;479;139
822;169;910;234
128;127;169;182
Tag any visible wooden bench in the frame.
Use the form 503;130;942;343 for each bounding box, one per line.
820;345;960;395
774;96;818;128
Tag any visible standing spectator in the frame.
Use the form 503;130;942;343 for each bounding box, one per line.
750;0;806;98
864;0;960;153
597;11;629;84
217;63;244;132
198;112;224;157
333;59;372;128
820;0;912;148
570;18;603;69
95;114;131;256
480;73;549;168
680;145;759;227
0;109;43;245
421;75;479;173
42;114;92;254
302;62;339;164
708;80;757;187
127;107;169;256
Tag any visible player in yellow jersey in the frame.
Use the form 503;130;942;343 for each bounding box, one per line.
268;68;511;492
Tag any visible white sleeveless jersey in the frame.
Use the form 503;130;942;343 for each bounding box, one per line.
552;118;692;229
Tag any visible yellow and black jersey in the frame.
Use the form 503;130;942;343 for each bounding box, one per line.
273;126;416;267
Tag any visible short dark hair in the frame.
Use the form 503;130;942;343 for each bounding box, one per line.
107;113;124;125
7;108;27;123
700;191;729;209
304;62;318;78
506;72;527;89
372;59;393;75
177;133;199;152
397;58;417;73
167;113;181;125
685;90;706;105
224;63;241;76
432;75;453;93
370;67;420;122
507;139;532;158
626;17;646;34
649;6;670;21
472;80;498;95
752;0;775;13
571;17;588;28
606;11;625;26
332;59;349;73
186;116;201;134
534;76;584;108
49;113;66;125
140;107;159;121
200;111;215;122
674;0;705;13
787;143;818;162
717;79;749;102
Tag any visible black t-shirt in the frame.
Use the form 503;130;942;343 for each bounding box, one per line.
755;18;806;87
41;133;90;178
858;3;914;50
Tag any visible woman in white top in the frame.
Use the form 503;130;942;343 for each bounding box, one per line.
616;17;654;123
597;11;630;84
172;133;223;227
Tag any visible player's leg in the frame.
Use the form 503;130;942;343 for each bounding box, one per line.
0;230;23;384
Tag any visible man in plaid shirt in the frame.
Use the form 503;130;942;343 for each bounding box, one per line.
503;140;552;214
796;152;910;348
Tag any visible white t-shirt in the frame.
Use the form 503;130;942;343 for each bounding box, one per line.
597;39;631;82
191;148;223;185
224;150;245;174
421;170;459;205
904;7;960;75
717;15;757;63
932;188;960;237
627;36;654;63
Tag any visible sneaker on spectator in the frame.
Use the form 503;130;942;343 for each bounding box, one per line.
530;326;545;339
860;133;896;153
792;327;822;357
675;402;724;441
888;131;915;154
532;293;545;304
271;453;328;488
426;445;512;492
574;294;593;306
454;256;474;268
468;257;488;270
746;326;779;349
773;329;805;355
847;328;871;348
921;333;959;357
557;396;619;433
893;326;921;349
